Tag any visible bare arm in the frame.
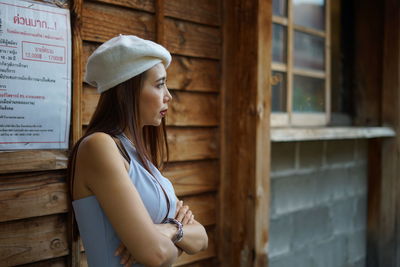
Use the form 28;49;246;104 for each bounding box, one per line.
173;201;208;255
75;133;178;267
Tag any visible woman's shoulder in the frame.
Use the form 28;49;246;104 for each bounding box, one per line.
77;132;120;164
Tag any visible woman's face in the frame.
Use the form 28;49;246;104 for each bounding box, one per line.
139;63;172;127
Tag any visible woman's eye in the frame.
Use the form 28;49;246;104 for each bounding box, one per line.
157;83;165;89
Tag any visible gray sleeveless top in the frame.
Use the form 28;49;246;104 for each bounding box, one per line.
72;133;177;266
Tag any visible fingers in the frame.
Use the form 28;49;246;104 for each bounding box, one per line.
182;210;192;225
115;243;135;266
175;204;189;222
188;214;195;224
124;255;136;267
114;242;125;256
175;200;183;216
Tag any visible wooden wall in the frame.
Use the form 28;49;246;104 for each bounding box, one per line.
0;0;221;266
77;0;221;265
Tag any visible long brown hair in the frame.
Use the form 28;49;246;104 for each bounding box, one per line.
67;72;169;239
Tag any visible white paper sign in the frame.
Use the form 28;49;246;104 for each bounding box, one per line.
0;0;71;150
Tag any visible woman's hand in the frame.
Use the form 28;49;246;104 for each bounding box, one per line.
114;243;136;267
115;200;194;264
175;200;195;225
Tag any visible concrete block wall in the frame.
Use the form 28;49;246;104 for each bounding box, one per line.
269;139;368;267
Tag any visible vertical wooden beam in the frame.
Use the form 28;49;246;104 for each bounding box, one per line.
69;0;83;265
353;0;383;126
255;1;272;265
367;0;400;266
380;0;400;265
220;0;271;266
155;0;165;45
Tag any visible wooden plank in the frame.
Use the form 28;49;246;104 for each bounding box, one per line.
89;0;154;12
325;0;331;125
165;0;220;26
367;0;400;266
155;0;165;45
79;253;88;267
353;0;383;126
271;126;395;142
82;1;155;43
71;0;84;264
0;214;68;266
167;91;219;126
0;150;68;174
19;256;67;266
165;18;221;59
72;0;83;145
163;160;219;196
168;55;220;92
82;41;100;78
179;193;216;226
0;171;67;222
220;0;271;266
177;258;216;267
81;91;97;126
287;0;293;123
80;126;218;161
174;227;216;266
167;127;218;162
81;89;219;126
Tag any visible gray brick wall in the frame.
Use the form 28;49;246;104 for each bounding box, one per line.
269;139;368;267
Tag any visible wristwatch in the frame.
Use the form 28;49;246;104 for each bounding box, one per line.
163;218;184;243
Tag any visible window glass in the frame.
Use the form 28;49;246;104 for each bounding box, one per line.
293;75;325;112
273;0;287;17
272;71;287;112
273;23;287;63
293;0;325;30
294;31;324;71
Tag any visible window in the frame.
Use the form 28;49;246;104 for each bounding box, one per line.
271;0;330;126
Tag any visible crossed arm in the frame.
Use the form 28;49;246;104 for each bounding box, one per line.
116;200;208;266
75;133;208;267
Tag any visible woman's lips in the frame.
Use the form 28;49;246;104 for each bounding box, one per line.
160;109;168;116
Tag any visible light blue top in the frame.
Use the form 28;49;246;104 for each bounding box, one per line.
72;133;177;266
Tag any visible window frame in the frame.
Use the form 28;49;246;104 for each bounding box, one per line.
271;0;331;127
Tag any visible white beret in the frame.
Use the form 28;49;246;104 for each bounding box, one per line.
85;35;172;93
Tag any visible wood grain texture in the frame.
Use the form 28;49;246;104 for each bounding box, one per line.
220;0;271;266
176;258;216;267
168;55;220;92
0;150;68;174
72;0;83;145
0;171;67;222
0;215;68;266
167;127;219;162
167;91;219;126
353;0;383;126
179;193;216;226
366;0;400;266
174;227;216;266
165;0;220;26
82;1;155;43
81;41;99;78
89;0;154;12
163;160;219;196
18;256;67;266
165;18;221;59
81;89;219;126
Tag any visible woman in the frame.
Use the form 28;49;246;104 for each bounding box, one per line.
68;35;208;266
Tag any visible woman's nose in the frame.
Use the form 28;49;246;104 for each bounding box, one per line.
164;88;172;102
